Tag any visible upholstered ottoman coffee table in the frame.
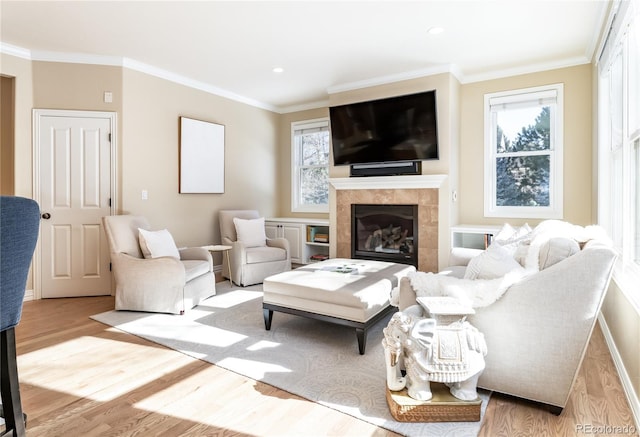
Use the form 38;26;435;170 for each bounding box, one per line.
262;258;416;354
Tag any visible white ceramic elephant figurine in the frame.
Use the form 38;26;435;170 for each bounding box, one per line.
382;306;487;401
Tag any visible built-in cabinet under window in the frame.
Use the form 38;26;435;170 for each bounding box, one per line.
265;218;330;264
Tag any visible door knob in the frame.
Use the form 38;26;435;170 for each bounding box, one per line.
42;212;51;220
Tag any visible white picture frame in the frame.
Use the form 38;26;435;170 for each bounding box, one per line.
179;116;225;193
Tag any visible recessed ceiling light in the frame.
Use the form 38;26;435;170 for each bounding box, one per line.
272;67;284;73
428;27;444;35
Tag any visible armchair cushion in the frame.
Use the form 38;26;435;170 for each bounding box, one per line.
138;228;180;259
246;246;287;264
233;217;267;247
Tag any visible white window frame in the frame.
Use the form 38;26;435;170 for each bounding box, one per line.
484;84;564;219
291;118;330;213
597;0;640;310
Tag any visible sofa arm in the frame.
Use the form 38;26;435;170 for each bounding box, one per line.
397;276;419;311
449;247;483;266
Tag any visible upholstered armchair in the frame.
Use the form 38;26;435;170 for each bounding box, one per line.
1;196;40;436
102;215;216;314
219;210;290;286
396;220;617;414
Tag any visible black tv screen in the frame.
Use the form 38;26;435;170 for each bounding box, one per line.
329;90;439;166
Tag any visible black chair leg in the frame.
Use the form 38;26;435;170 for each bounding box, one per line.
1;328;26;437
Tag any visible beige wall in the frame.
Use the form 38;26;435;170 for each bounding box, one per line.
459;64;593;227
121;68;280;248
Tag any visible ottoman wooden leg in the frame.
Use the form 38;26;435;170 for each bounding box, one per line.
263;309;273;330
356;328;366;355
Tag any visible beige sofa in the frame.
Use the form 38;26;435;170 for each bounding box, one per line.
103;215;216;314
396;221;617;414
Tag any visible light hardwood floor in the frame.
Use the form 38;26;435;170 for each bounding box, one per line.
10;294;639;437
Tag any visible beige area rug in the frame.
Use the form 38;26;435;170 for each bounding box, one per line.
91;282;490;437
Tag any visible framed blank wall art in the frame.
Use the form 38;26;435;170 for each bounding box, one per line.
179;116;225;193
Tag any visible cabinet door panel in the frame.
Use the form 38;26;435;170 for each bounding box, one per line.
282;224;302;262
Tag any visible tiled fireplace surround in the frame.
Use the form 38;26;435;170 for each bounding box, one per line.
330;175;447;273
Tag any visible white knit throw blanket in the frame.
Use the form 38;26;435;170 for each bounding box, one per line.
402;269;529;308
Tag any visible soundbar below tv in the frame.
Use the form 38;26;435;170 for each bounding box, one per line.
349;161;422;177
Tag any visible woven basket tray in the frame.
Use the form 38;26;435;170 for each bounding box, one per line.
386;383;482;422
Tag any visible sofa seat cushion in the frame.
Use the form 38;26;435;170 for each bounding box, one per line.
182;260;210;282
246;246;287;264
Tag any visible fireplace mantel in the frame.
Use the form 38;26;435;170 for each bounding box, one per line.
330;174;447;191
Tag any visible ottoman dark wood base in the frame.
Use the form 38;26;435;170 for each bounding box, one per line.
263;302;396;355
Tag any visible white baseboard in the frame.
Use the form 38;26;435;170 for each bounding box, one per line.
598;313;640;430
23;289;34;301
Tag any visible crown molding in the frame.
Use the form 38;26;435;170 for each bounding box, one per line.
121;58;278;112
0;42;278;113
278;99;330;114
460;56;591;84
0;42;31;59
326;64;461;95
31;49;123;67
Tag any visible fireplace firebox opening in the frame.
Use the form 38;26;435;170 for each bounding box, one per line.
351;204;418;267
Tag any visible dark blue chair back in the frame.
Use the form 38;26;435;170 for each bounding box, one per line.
1;196;40;331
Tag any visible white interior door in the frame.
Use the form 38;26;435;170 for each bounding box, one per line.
35;110;115;298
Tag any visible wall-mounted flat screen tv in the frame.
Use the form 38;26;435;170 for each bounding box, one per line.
329;90;439;166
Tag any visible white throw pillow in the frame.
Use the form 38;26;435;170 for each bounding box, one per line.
233;217;267;247
464;243;525;280
538;237;580;270
493;223;532;262
138;228;181;259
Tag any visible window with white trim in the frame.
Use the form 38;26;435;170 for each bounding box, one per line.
598;0;640;276
484;84;564;219
291;118;330;213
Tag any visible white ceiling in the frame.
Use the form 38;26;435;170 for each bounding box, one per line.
0;0;610;113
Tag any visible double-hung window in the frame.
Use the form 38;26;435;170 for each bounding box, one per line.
484;84;564;219
291;118;330;213
598;0;640;293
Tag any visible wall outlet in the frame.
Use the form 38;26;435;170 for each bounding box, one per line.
141;190;148;200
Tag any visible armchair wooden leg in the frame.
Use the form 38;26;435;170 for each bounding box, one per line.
1;328;27;436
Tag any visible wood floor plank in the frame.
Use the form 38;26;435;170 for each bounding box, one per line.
9;295;639;437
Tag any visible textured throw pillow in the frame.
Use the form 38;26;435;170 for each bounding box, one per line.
493;223;532;262
464;243;525;280
138;228;180;259
538;237;580;270
233;217;267;247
